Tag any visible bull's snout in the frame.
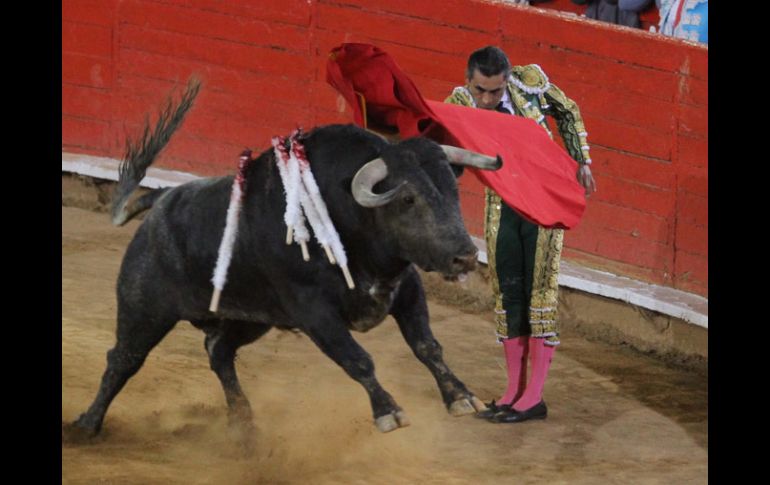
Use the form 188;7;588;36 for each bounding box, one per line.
451;252;477;274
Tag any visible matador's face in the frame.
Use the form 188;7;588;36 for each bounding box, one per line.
466;69;507;110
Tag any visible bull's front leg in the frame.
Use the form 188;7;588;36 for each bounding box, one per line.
390;268;487;416
303;317;410;433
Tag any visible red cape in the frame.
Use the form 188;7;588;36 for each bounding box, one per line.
326;43;586;230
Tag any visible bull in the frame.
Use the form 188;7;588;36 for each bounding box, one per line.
67;78;499;441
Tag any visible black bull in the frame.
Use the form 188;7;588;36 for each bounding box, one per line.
68;81;500;439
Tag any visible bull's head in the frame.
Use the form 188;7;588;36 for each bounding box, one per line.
351;139;501;280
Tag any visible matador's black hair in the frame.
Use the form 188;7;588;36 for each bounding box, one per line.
466;46;511;80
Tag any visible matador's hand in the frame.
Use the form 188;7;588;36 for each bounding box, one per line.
577;164;597;197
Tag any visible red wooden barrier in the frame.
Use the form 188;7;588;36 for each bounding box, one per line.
62;0;707;297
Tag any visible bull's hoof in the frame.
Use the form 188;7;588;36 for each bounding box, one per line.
374;410;410;433
394;410;411;427
228;422;257;457
61;418;100;444
448;398;478;416
470;396;488;412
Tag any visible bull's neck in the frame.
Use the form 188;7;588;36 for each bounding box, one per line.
345;226;411;282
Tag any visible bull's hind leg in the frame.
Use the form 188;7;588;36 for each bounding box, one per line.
390;268;486;416
67;310;177;438
192;319;271;454
192;320;271;425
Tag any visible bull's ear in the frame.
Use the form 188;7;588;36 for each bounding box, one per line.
450;164;465;178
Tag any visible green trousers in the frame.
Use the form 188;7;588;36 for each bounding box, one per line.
485;189;563;345
496;202;539;338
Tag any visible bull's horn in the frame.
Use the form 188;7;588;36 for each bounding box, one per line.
440;145;502;170
351;158;405;208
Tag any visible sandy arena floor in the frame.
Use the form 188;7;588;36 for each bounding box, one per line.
62;206;707;484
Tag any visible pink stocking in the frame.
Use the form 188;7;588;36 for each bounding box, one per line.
513;337;555;411
497;336;529;405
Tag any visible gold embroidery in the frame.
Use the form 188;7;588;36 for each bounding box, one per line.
522;70;540;86
483;189;507;335
507;85;552;137
529;227;563;346
444;88;474;107
544;84;590;163
512;64;549;90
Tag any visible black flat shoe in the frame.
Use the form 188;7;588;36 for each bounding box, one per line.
474;399;512;419
492;400;547;423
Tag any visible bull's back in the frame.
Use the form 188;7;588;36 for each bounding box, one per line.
115;125;388;324
117;177;238;313
116;173;295;319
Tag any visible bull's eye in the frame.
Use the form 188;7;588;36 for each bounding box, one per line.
403;195;415;205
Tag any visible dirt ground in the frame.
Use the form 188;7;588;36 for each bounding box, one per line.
62;205;707;484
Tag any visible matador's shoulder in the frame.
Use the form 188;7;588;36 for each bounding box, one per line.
509;64;551;95
445;86;474;106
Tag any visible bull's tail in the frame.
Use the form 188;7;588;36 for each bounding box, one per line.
111;77;202;226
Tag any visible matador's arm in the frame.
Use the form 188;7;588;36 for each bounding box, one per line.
542;83;591;166
543;83;597;194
